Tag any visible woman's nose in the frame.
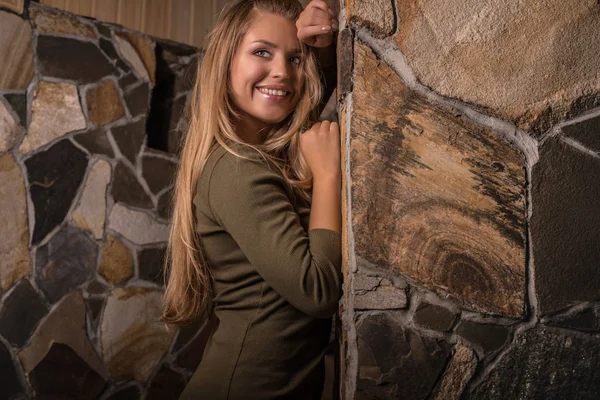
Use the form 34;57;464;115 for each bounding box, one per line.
270;55;290;79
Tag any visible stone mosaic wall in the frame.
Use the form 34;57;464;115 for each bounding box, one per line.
0;3;209;399
338;0;600;399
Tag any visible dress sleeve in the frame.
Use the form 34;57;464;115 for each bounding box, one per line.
206;150;342;318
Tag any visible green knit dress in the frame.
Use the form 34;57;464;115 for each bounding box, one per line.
179;143;342;400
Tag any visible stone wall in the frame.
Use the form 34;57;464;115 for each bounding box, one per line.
0;3;208;399
338;0;600;399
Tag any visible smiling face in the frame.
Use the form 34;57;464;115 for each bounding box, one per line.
229;11;304;141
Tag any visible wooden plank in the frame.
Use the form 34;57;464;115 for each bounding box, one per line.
168;0;192;44
64;0;93;16
93;0;118;24
143;0;169;38
39;0;66;9
116;0;144;32
193;0;215;48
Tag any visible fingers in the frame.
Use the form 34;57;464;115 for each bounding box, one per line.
297;25;331;43
308;0;334;17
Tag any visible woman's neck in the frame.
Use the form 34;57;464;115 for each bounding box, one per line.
233;116;269;145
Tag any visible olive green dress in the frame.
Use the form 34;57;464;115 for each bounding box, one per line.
179;143;342;400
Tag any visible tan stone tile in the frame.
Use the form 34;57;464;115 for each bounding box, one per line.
351;43;526;317
347;0;394;38
0;154;30;292
20;81;86;154
86;80;126;126
72;159;111;239
0;99;24;152
0;0;24;14
98;235;133;284
0;10;33;90
116;32;156;82
30;5;97;39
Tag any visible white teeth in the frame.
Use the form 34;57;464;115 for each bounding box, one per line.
258;88;288;96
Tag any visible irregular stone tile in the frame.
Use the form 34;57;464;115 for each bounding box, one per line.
3;92;27;125
0;279;48;348
347;0;394;38
471;326;600;399
545;306;600;333
114;35;150;82
0;11;34;90
37;35;117;84
107;203;169;246
73;127;115;158
99;38;131;73
147;93;187;153
124;83;151;118
433;344;478;400
0;99;23;152
138;246;166;285
116;32;156;82
562;114;600;154
86;80;126;126
25;139;88;244
99;234;133;284
414;303;457;332
35;225;98;304
356;313;451;399
28;342;107;400
86;297;105;333
175;316;215;370
20;81;87;154
95;23;112;39
0;154;30;292
30;5;97;39
141;154;176;194
111;162;153;209
100;287;175;382
72;159;111;239
353;275;407;310
105;384;142;400
532;137;600;314
0;0;23;14
395;0;600;136
167;129;184;155
118;73;139;92
111;119;146;164
455;320;510;355
351;43;526;317
171;318;207;354
18;291;107;379
0;340;26;399
145;364;186;400
156;189;172;220
85;280;109;296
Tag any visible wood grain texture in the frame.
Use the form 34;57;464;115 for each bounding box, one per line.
350;43;526;317
116;0;144;32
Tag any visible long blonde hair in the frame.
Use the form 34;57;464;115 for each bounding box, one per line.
162;0;323;326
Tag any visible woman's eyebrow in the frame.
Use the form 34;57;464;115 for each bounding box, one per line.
252;40;301;53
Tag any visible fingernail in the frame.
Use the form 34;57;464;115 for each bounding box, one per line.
321;25;331;32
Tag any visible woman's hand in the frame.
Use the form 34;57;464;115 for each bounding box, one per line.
299;121;341;182
296;0;338;48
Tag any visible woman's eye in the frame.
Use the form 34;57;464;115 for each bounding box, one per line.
289;56;301;65
254;50;270;58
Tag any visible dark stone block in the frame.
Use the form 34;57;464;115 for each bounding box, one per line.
546;306;600;332
25;139;88;244
141;154;176;194
110;119;146;165
28;342;107;400
0;335;27;399
85;280;109;296
145;365;186;400
157;189;172;220
111;162;153;209
337;29;353;97
138;246;166;285
95;23;112;39
414;302;457;332
3;93;27;125
124;83;150;118
562;114;600;154
37;36;118;84
35;225;99;304
118;73;139;92
356;313;451;400
532;137;600;314
73;128;115;158
0;279;48;348
167;129;184;156
172;319;206;353
455;320;510;355
85;297;104;333
104;384;142;400
99;38;131;74
471;326;600;399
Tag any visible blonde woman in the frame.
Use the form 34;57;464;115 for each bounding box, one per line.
163;0;341;398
